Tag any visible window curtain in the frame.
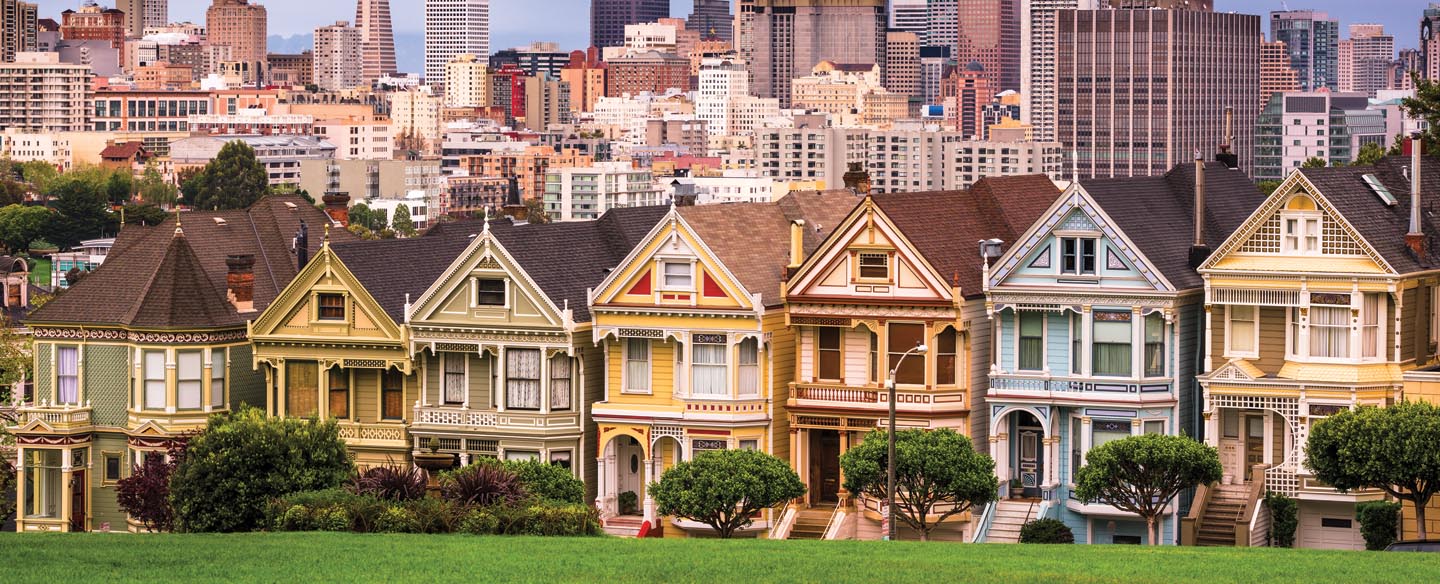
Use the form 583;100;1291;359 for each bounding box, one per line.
506;349;541;410
1361;294;1380;358
210;348;226;408
1018;312;1043;370
1309;306;1350;358
1230;306;1256;353
328;368;349;419
443;353;466;404
817;328;842;380
57;347;79;404
286;362;318;418
177;351;203;410
625;339;650;392
887;323;925;385
936;329;957;385
1070;312;1082;375
144;350;166;410
738;338;759;396
1143;314;1164;377
1092;316;1132;376
692;343;728;396
549;354;572;411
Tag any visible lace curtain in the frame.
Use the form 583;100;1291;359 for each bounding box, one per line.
549;354;572;410
737;339;758;396
692;343;728;396
443;353;466;404
144;350;165;410
507;349;541;410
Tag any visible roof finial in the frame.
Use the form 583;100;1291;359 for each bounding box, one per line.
323;222;330;244
173;206;182;236
483;207;491;233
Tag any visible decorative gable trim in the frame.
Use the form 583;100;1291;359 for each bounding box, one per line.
786;197;953;299
406;225;568;329
249;244;403;342
590;207;759;310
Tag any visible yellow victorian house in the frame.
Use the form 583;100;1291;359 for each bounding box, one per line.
588;192;857;535
1193;152;1439;549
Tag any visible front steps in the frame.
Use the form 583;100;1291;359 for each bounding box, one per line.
602;515;644;537
789;507;833;540
1195;484;1252;546
986;499;1040;543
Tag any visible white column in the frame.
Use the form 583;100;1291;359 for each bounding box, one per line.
1081;306;1093;377
1263;411;1274;466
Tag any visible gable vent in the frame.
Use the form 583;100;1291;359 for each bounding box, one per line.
1362;174;1396;206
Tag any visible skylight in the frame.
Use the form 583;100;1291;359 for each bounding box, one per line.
1362;174;1396;206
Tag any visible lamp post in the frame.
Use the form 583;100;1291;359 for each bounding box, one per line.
884;343;927;541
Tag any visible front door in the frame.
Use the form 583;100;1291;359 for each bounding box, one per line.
69;469;86;532
616;438;643;515
809;430;840;506
1244;415;1265;482
1018;428;1043;498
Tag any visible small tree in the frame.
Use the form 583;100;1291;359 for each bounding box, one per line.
523;198;551;224
651;449;805;538
840;428;998;541
1073;434;1221;545
136;162;177;207
115;438;189;532
192;141;268;211
505;459;585;504
1354;142;1387;166
44;175;116;249
1301;156;1328;168
1305;401;1440;540
0;204;52;252
391;204;416;236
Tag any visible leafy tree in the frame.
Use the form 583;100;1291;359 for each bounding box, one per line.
0;160;29;206
523;198;551;224
1402;74;1440;156
1265;491;1297;548
0;456;13;524
192;141;269;211
651;449;805;538
19;161;59;194
0;204;53;252
391;204;416;236
504;459;585;505
136;162;177;207
1354;142;1387;166
104;169;133;206
169;406;353;532
43;175;116;249
348;202;383;231
122;203;169;226
1257;180;1283;197
116;438;189;532
1305;401;1440;540
1301;157;1328;168
841;428;997;541
0;315;32;412
1073;434;1221;545
1355;501;1402;551
176;166;205;206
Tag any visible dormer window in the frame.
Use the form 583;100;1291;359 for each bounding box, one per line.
1060;237;1096;275
317;293;345;321
1282;215;1320;255
858;252;889;279
662;261;693;290
476;279;506;306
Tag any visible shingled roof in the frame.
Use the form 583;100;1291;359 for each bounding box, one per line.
29;195;352;329
873;174;1063;298
1082;161;1265;290
679;190;860;306
1298;155;1440;274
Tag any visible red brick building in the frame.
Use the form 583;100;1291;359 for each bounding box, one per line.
606;50;691;96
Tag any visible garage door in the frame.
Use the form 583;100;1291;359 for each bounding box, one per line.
1298;501;1364;550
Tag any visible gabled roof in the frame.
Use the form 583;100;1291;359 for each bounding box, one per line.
29;195;352;329
872;175;1062;298
99;142;147;160
677;190;860;305
1297;156;1440;274
1080;162;1265;289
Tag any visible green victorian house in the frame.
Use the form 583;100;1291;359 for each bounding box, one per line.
8;196;347;532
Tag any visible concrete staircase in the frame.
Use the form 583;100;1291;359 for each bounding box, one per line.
602;515;644;538
789;507;833;540
986;499;1039;543
1195;484;1252;546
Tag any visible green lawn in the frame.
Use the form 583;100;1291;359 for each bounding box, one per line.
0;533;1432;583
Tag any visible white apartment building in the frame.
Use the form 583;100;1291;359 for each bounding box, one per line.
443;53;489;107
314;116;394;160
313;21;363;91
424;0;490;87
866;125;1065;193
543;161;664;222
170;135;336;186
389;86;443;154
1;130;73;171
682;170;823;204
754;115;870;189
0;53;92;133
695;57;781;136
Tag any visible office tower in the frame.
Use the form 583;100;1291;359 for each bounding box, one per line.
1261;37;1299;109
1422;4;1440;81
355;0;398;83
885;31;921;96
891;0;929;44
207;0;266;83
1271;10;1339;91
747;0;886;108
425;0;489;87
118;0;167;38
1338;25;1394;97
60;4;126;49
1056;6;1259;178
1253;91;1385;181
928;0;957;50
737;0;756;63
946;61;992;138
1020;0;1098;142
1;0;38;63
313;21;363;91
954;0;1020;91
1392;48;1422;90
592;0;669;49
689;0;732;43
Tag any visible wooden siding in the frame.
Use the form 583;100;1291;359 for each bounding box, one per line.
962;302;989;449
766;310;794;463
1177;299;1201;440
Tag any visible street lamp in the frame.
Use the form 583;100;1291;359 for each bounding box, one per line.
884;342;927;541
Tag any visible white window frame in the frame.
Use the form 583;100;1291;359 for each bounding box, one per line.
623;338;652;394
660;261;694;291
1281;213;1321;255
56;345;80;405
691;336;729;397
473;277;508;308
1016;311;1045;372
1224;305;1260;359
1059;236;1097;276
143;349;166;411
209;348;226;409
856;252;890;280
737;338;759;396
176;350;204;411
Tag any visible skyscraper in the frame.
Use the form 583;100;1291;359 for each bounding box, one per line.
592;0;670;49
207;0;267;83
1056;5;1259;178
424;0;489;88
928;0;958;50
1271;10;1339;91
1;0;37;63
688;0;732;43
1261;37;1299;109
1338;24;1394;97
117;0;167;38
890;0;929;44
955;0;1021;91
355;0;397;83
746;0;886;108
313;21;363;91
1422;4;1440;81
1021;0;1099;143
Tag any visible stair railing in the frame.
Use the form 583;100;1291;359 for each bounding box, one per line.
1232;464;1269;547
969;499;998;543
1180;482;1214;546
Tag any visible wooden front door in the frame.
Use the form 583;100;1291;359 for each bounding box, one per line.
1244;415;1265;482
1018;428;1043;497
809;430;840;506
69;469;86;532
616;438;643;514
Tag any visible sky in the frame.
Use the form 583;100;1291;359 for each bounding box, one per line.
29;0;1432;72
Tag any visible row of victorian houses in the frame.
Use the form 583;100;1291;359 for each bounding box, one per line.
9;146;1440;548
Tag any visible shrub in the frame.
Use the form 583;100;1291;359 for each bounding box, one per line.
317;507;351;532
522;503;601;536
170;407;354;532
460;509;500;535
1019;518;1075;544
375;506;419;533
1355;501;1401;551
404;497;463;534
652;449;806;538
440;463;526;507
350;464;427;502
618;491;639;515
505;459;585;504
1264;492;1297;548
267;489;389;533
0;458;15;524
115;438;188;532
280;505;314;532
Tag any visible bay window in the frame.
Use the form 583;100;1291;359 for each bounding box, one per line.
22;449;63;519
1226;305;1258;357
210;348;226;408
549;354;572;411
1361;294;1380;359
1018;312;1043;371
143;350;165;410
738;338;759;396
624;338;651;393
888;323;925;385
936;329;957;385
442;353;466;404
1092;312;1132;377
506;349;541;410
692;335;728;396
286;362;318;418
177;351;203;410
817;327;842;381
1308;306;1350;358
1143;314;1164;377
328;368;349;419
57;346;79;405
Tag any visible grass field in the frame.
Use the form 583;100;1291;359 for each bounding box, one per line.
0;533;1431;583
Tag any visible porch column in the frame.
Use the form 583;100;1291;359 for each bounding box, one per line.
1263;411;1274;466
13;446;23;528
594;453;607;511
1203;410;1218;447
164;349;177;414
59;448;73;532
318;364;329;420
1079;417;1093;465
836;431;850;502
993;431;1009;482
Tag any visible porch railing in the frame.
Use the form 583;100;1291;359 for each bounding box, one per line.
1233;464;1269;547
970;499;998;543
337;421;407;444
1180;482;1213;546
792;385;878;403
990;373;1172;396
413;405;499;427
12;403;93;432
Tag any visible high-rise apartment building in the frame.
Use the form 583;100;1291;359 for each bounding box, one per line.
747;0;886;108
891;0;929;44
60;4;126;49
1392;48;1422;90
688;0;732;42
696;56;780;137
1271;10;1339;91
885;31;922;97
1056;6;1259;179
560;48;607;114
1253;91;1385;181
207;0;267;84
355;0;398;83
523;73;571;131
1020;0;1098;143
443;53;489;107
313;21;363;91
928;0;957;50
425;0;489;88
945;62;992;139
0;52;91;132
1422;4;1440;81
606;50;692;96
591;0;669;49
117;0;167;39
1;0;38;63
1338;24;1394;97
954;0;1021;91
1261;37;1300;109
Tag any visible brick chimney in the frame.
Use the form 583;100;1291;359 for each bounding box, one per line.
842;162;870;195
226;254;256;313
322;191;351;227
501;176;529;223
